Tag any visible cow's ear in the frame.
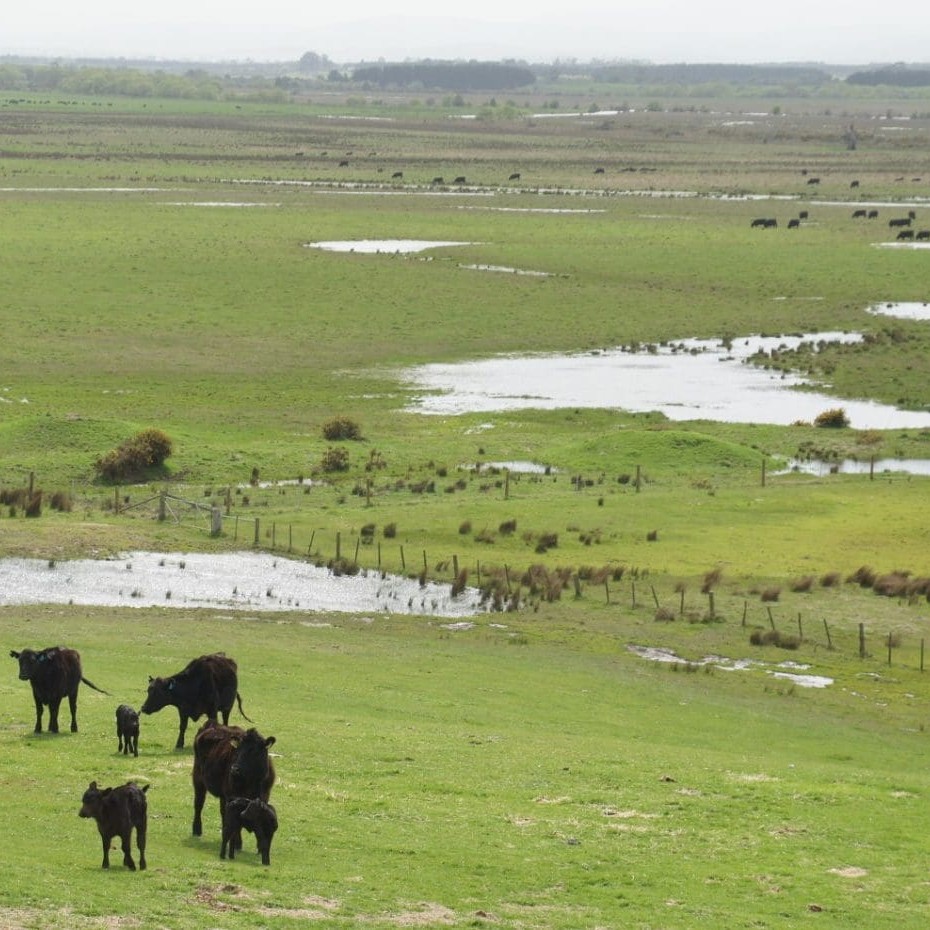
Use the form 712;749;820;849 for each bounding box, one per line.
265;736;276;748
148;676;154;683
9;650;19;659
88;781;97;790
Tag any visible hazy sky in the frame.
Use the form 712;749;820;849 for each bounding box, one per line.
4;1;927;64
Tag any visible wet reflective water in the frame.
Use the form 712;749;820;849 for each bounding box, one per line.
868;301;930;320
778;458;930;476
305;239;472;254
0;552;483;617
405;333;930;430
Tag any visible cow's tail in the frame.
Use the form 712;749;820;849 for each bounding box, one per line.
235;691;253;723
81;676;110;696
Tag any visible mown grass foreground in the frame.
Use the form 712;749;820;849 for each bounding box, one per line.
1;602;928;930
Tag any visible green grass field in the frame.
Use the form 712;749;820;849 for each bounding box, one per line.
1;84;930;928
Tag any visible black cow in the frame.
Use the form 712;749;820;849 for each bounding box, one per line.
192;721;276;853
806;177;820;185
889;217;911;228
915;230;930;240
222;797;278;865
852;209;867;219
79;781;148;871
751;218;777;228
787;218;800;228
431;176;444;184
908;210;917;220
141;653;249;749
391;171;403;179
453;175;466;183
799;210;809;220
593;167;605;174
897;229;915;240
10;647;108;733
116;704;140;756
850;180;860;188
508;172;521;181
867;209;879;219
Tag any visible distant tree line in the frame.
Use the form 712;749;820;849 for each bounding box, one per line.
0;63;225;98
350;61;535;91
590;63;832;86
846;68;930;87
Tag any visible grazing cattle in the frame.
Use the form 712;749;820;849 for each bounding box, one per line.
431;176;444;184
799;210;809;219
508;172;521;181
915;230;930;240
897;229;915;240
116;704;140;757
889;217;911;228
10;647;108;734
338;160;349;167
79;781;148;871
191;722;276;852
751;217;777;228
391;171;403;179
141;653;249;749
867;209;879;219
593;167;605;174
787;218;800;228
908;210;917;220
806;177;820;185
850;180;860;188
222;797;278;865
453;175;466;184
852;209;867;219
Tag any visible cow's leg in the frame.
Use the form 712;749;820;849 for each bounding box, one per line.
192;780;207;836
176;711;188;749
120;830;136;870
117;721;124;754
132;733;138;757
136;820;147;871
33;695;44;733
68;690;78;732
47;697;62;733
101;832;111;869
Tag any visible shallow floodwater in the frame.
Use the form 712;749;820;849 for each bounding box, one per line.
305;239;472;254
0;552;482;617
405;333;930;430
779;457;930;477
868;301;930;320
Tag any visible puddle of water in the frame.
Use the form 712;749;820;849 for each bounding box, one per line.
778;458;930;476
873;242;930;251
627;645;833;688
0;552;483;617
160;201;279;208
305;239;472;254
867;302;930;320
405;332;930;430
459;264;550;277
461;460;556;475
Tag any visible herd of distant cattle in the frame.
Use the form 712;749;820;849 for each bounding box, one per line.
750;175;926;239
9;646;277;871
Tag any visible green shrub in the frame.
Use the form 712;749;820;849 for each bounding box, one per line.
814;407;850;428
95;429;173;482
320;446;350;472
322;416;362;441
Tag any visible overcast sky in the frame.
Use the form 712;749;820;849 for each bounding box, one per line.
4;1;928;65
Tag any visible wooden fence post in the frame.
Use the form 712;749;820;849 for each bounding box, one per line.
400;546;405;570
158;492;167;522
921;638;925;673
797;612;803;641
253;518;260;547
335;531;341;561
761;457;766;487
859;623;866;659
631;580;636;608
767;607;776;631
210;507;222;537
605;580;610;604
823;618;832;650
651;585;660;609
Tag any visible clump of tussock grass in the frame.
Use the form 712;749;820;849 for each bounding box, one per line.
498;518;517;536
383;522;397;539
654;606;676;622
790;576;814;593
814;407;850;428
820;571;842;587
701;567;722;594
760;586;781;602
749;629;800;649
475;528;496;544
872;572;911;598
458;520;472;535
534;532;558;554
320;446;350;473
321;416;362;441
49;490;73;512
848;565;877;588
450;569;469;598
646;529;658;542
